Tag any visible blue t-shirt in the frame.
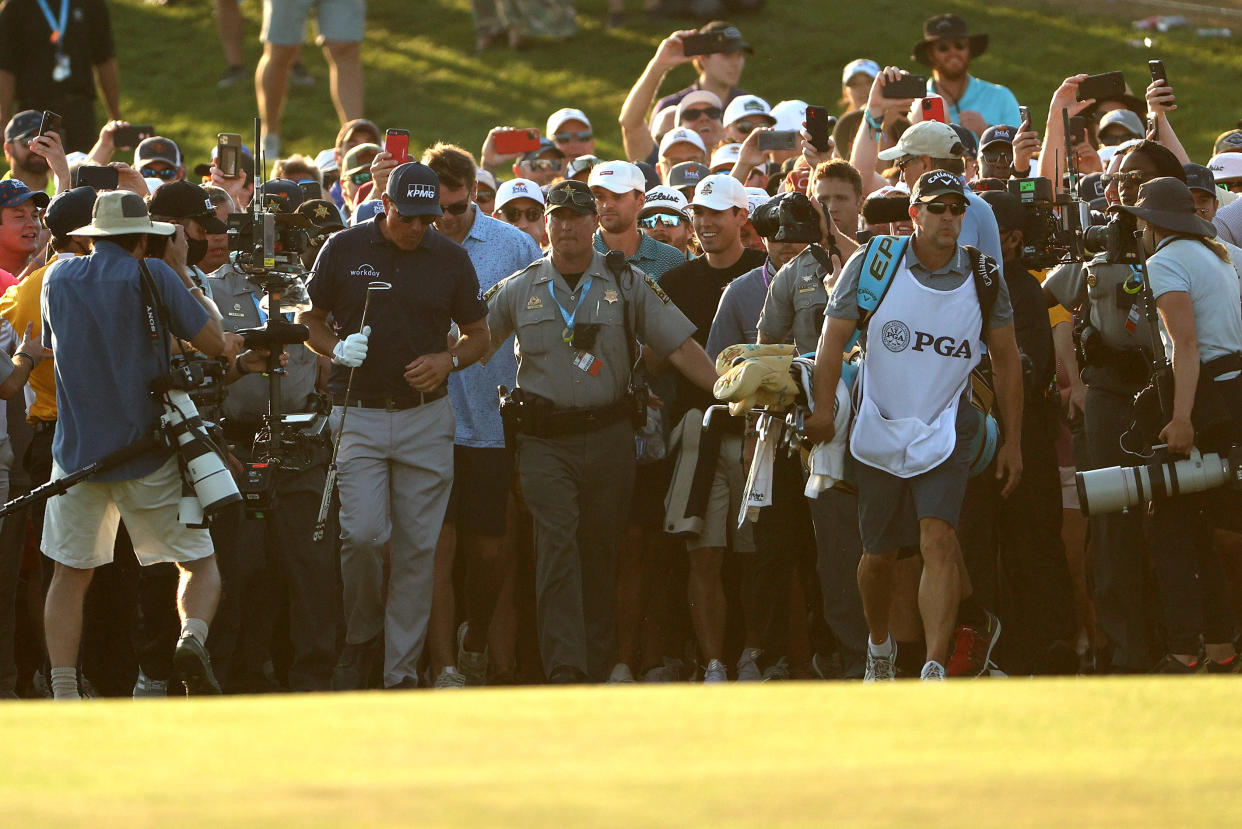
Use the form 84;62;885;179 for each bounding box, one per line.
450;208;542;448
926;74;1021;131
42;241;210;481
962;188;1003;270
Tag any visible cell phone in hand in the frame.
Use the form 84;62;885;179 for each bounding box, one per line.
298;180;323;201
805;106;832;153
883;73;927;99
217;132;242;178
38;110;62;138
680;32;732;57
1019;106;1031;128
1068;115;1088;146
74;165;119;190
920;97;947;123
385;128;410;165
1076;71;1126;102
494;129;542;156
756;130;798;152
1148;60;1167;84
113;124;154;150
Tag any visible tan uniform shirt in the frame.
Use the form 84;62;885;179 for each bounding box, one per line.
487;250;695;410
757;246;826;354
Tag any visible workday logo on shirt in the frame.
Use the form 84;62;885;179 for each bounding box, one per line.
350;263;382;279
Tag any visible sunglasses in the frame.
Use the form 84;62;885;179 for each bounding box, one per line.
680;106;722;122
980;151;1013;166
440;197;472;216
141;167;178;181
394;212;438;226
527;158;563;172
553;130;593;144
1100;171;1148;185
933;38;969;53
922;201;967;215
349;170;373;185
501;206;543;223
546;187;594;209
731;119;769;134
639;214;686;228
896;157;918;171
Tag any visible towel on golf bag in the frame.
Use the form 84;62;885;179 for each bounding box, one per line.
738;410;780;526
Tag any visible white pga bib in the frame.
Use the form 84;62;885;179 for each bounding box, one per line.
849;260;982;478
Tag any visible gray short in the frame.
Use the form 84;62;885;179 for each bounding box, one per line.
261;0;366;45
855;398;978;555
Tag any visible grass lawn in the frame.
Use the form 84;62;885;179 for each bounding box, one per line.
107;0;1242;172
3;677;1242;826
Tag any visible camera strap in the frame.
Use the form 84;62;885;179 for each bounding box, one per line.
137;258;173;372
605;250;642;383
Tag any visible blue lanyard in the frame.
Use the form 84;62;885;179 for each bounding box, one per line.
548;276;592;343
35;0;69;44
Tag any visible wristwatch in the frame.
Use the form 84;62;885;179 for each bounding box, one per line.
450;353;460;371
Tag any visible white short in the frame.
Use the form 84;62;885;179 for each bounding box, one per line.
41;455;214;569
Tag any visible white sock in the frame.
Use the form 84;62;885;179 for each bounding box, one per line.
182;617;210;646
868;635;894;658
50;666;80;700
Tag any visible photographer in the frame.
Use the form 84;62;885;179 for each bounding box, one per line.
1043;140;1186;673
40;191;227;700
1112;178;1242;673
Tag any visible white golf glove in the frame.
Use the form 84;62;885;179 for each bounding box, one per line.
333;325;371;367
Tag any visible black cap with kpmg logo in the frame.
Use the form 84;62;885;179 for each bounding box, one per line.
911;170;966;203
256;179;305;214
544;179;595;216
4;110;43;142
44;186;98;239
148;180;227;231
386;162;442;218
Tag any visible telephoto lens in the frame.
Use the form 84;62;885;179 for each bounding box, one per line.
159;388;242;516
1075;449;1236;515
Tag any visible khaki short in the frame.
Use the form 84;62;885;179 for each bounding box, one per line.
41;455;214;569
1060;465;1080;511
689;434;755;553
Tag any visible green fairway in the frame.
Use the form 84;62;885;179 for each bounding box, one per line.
4;678;1242;826
106;0;1242;170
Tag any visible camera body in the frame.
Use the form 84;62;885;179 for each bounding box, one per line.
1082;211;1140;265
1005;177;1084;269
751;192;823;244
227;211;312;276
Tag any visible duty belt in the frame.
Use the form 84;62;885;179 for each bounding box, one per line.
525;398;631;438
332;386;447;411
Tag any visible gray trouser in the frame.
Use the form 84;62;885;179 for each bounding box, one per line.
1083;386;1152;671
808;487;868;676
335;398;455;687
518;419;635;682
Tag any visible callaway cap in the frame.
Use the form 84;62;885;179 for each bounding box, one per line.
695;21;753;54
494;178;545;211
0;179;49;209
691;174;748;212
256;179;305;214
639;185;690;220
588;160;646;194
668;161;711;192
148;180;228;231
1214;129;1242;156
709;143;742;171
4;110;43;142
723;95;774;128
386;162;442;218
878;120;965;162
1208;153;1242;183
135;136;181;169
979;125;1016;150
342;142;381;176
544;179;595;216
770;100;808;134
296;198;346;233
1183;163;1218;194
910;169;967;203
658;127;707;159
842;59;880;85
546;108;591;137
43;186;97;238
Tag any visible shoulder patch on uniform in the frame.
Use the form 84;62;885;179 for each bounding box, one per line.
643;274;671;305
482;282;502;302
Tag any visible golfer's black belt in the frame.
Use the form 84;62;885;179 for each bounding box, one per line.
332;387;447;411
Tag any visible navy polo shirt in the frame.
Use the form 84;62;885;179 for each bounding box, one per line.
307;216;487;399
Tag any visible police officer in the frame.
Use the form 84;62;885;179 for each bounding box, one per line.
205;180;339;692
1043;141;1187;673
484;179;718;683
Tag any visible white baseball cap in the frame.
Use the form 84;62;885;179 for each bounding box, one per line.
650;106;678;140
546;108;592;137
745;186;770;217
658;127;707;159
587;160;646;195
639;185;690;219
315;147;338;173
722;95;774;128
692;174;749;212
770;100;808;133
842;58;881;86
494;177;546;211
676;90;724;123
877;120;964;161
475;169;497;192
1209;153;1242;182
709;143;742;171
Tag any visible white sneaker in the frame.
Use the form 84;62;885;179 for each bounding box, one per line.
921;660;946;681
736;648;762;682
607;663;635;684
456;622;488;686
433;667;467;688
132;669;168;698
864;641;897;682
703;658;728;683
